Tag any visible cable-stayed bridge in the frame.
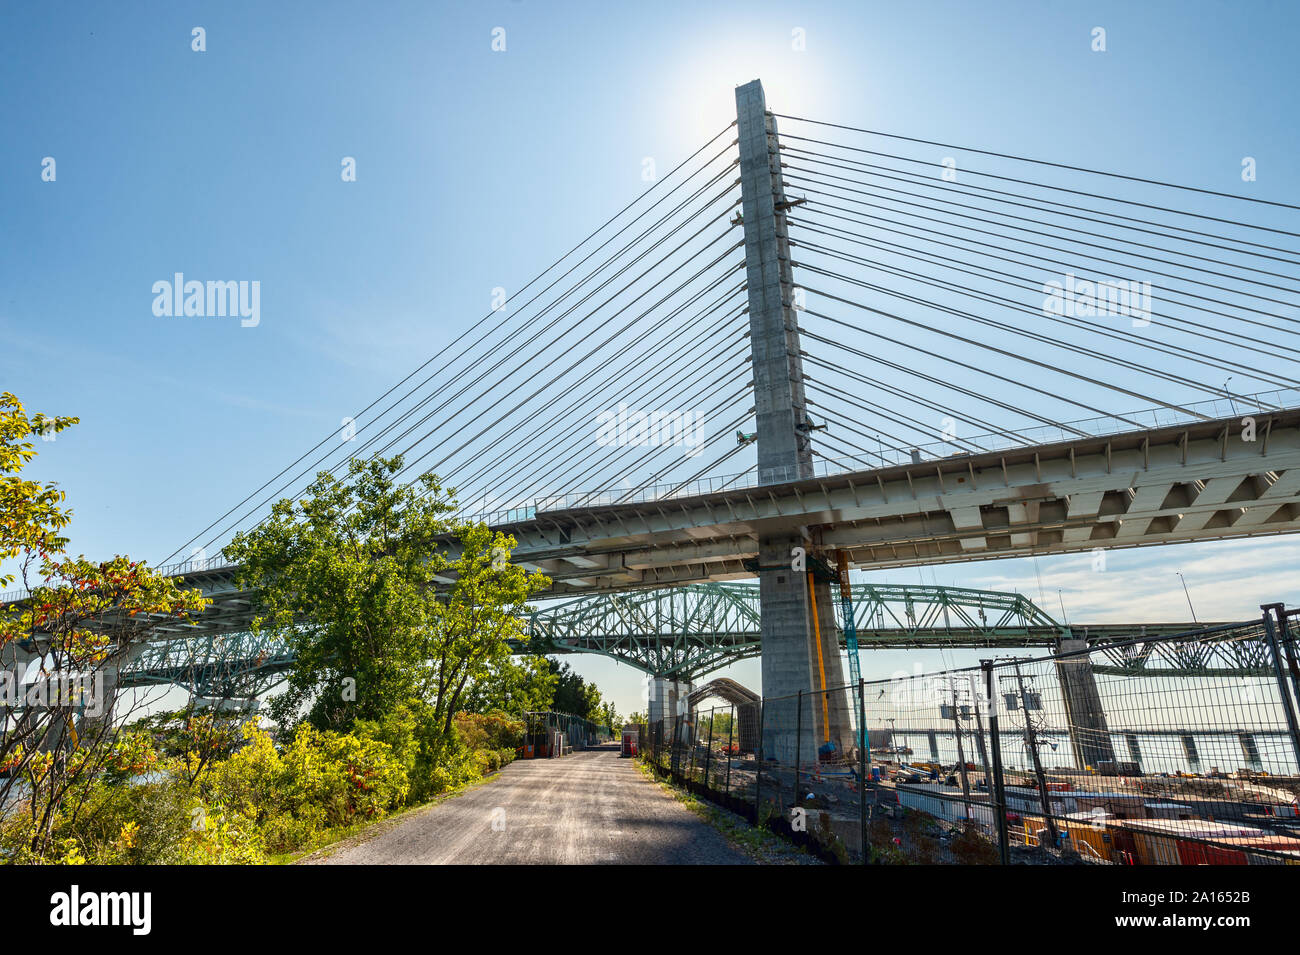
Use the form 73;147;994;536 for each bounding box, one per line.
7;80;1300;763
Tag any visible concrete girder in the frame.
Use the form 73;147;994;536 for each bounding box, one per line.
461;411;1300;591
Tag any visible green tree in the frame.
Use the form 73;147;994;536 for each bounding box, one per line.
599;700;621;731
549;660;603;719
0;391;77;586
225;455;549;748
0;394;208;860
461;655;557;716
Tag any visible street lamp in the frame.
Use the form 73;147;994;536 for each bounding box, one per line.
1222;377;1238;416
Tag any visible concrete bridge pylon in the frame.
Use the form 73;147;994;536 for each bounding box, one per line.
737;79;853;766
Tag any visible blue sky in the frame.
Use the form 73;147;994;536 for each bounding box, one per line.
3;0;1299;717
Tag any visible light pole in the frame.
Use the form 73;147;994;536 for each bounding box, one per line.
1222;377;1238;416
1176;572;1199;624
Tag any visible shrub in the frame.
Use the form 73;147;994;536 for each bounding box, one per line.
198;719;408;853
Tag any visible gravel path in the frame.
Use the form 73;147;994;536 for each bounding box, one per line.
305;743;753;865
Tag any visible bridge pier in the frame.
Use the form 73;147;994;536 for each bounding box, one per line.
647;676;692;742
0;640;36;709
738;79;853;767
1054;636;1117;769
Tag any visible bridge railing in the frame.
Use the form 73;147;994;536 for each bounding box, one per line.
640;608;1300;866
0;554;238;606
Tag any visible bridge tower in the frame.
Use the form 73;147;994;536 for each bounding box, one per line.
736;79;853;765
1055;634;1117;768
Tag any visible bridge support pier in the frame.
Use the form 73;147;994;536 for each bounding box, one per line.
738;79;853;766
0;640;36;707
647;676;692;742
1055;636;1116;769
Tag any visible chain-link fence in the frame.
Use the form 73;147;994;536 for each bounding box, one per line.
521;711;610;757
641;604;1300;865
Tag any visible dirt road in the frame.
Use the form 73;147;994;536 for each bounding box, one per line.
306;744;752;865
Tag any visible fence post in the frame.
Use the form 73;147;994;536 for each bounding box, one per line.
794;690;804;808
754;697;766;828
983;660;1010;865
671;710;680;778
1265;603;1300;726
1012;659;1059;850
1261;608;1300;770
688;712;699;785
725;704;734;796
858;677;867;865
704;706;715;791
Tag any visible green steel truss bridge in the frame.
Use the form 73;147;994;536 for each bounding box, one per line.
519;581;1241;680
101;581;1257;705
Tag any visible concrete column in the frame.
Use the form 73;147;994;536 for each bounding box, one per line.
1054;636;1116;769
736;79;812;485
0;641;56;750
737;80;852;766
0;640;36;695
646;677;692;742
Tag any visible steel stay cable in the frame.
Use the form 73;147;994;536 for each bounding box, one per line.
798;295;1169;427
463;325;751;511
611;406;754;504
550;395;754;513
450;340;752;514
775;127;1300;239
781;144;1300;264
447;270;747;499
563;373;755;506
452;286;749;505
774;148;1300;276
161;123;738;564
203;197;743;552
397;232;745;482
803;331;1085;436
772;115;1300;216
472;343;752;516
798;262;1246;407
792;233;1300;389
785;180;1300;327
457;316;749;509
810;426;897;467
803;377;996;453
784;165;1300;301
794;226;1300;380
192;169;743;558
657;441;752;499
803;383;956;450
382;191;743;462
197;209;740;556
803;353;1060;446
802;397;920;456
790;205;1300;347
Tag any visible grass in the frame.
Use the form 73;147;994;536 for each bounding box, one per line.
635;758;821;865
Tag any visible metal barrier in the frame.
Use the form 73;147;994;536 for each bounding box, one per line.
641;604;1300;865
521;710;611;758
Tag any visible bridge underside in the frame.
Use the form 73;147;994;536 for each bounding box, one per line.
456;410;1300;596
